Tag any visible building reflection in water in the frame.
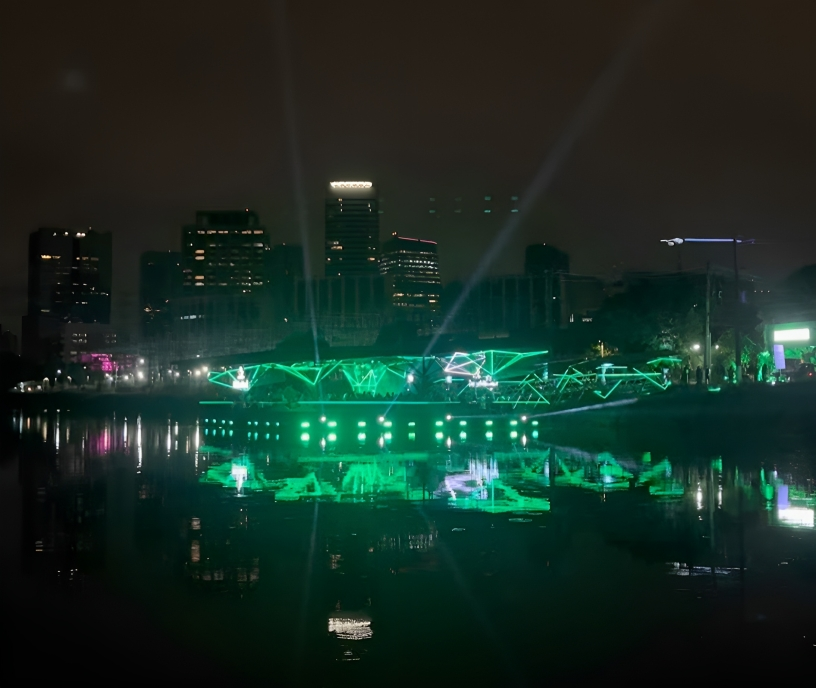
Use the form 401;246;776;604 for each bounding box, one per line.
7;409;816;678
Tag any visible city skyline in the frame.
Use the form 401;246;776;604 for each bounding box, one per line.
2;1;815;338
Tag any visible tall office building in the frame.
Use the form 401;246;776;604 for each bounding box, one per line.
325;181;379;277
523;243;570;329
26;228;112;323
1;324;18;355
23;228;112;362
524;243;569;276
139;251;183;338
267;243;303;322
181;210;270;293
293;274;387;346
379;232;441;313
268;243;303;282
174;211;273;359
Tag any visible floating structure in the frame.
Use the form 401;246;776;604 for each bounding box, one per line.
207;349;673;409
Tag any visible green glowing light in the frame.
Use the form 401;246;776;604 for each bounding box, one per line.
300;421;310;428
510;420;518;426
357;432;366;441
328;420;337;427
485;420;493;426
435;431;444;440
358;421;366;428
510;431;518;439
486;431;493;439
531;420;538;426
384;432;392;440
435;420;444;427
459;431;467;440
384;421;393;428
459;420;467;426
408;421;416;427
408;432;416;441
328;433;337;442
532;430;539;439
300;433;310;442
593;380;622;400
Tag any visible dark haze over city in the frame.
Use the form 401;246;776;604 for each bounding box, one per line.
2;0;815;336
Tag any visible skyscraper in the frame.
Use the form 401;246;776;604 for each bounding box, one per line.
267;243;303;322
23;228;112;362
181;210;270;293
175;211;273;358
379;232;441;313
524;243;570;329
524;243;569;276
139;251;182;338
26;228;112;323
325;181;379;277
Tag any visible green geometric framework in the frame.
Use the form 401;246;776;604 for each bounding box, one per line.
208;349;549;398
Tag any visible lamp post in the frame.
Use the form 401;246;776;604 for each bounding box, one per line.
660;237;754;383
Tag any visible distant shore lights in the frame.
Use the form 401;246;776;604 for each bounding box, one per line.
330;181;373;189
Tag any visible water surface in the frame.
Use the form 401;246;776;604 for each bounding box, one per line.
3;408;816;683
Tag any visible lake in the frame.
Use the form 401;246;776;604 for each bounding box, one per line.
3;405;816;683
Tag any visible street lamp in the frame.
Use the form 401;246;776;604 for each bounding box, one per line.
661;236;754;382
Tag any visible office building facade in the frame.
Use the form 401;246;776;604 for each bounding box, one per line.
173;211;273;359
139;251;183;339
292;275;387;346
181;210;270;294
325;181;379;277
524;243;569;276
267;243;304;323
379;233;441;314
23;228;112;362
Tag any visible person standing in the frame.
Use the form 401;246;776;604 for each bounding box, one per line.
695;366;703;387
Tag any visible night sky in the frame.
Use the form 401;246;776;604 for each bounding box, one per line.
2;0;814;336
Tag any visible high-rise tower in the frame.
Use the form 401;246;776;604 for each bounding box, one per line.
23;228;112;361
324;181;379;277
379;233;441;312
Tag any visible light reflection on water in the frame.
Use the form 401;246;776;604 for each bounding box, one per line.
4;408;816;681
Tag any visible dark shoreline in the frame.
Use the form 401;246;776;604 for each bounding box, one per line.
4;382;816;456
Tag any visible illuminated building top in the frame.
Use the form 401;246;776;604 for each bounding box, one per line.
330;181;373;189
325;181;379;276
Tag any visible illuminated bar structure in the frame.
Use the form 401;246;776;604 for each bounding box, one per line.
207;349;671;408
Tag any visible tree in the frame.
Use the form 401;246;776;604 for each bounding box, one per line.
594;275;701;354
